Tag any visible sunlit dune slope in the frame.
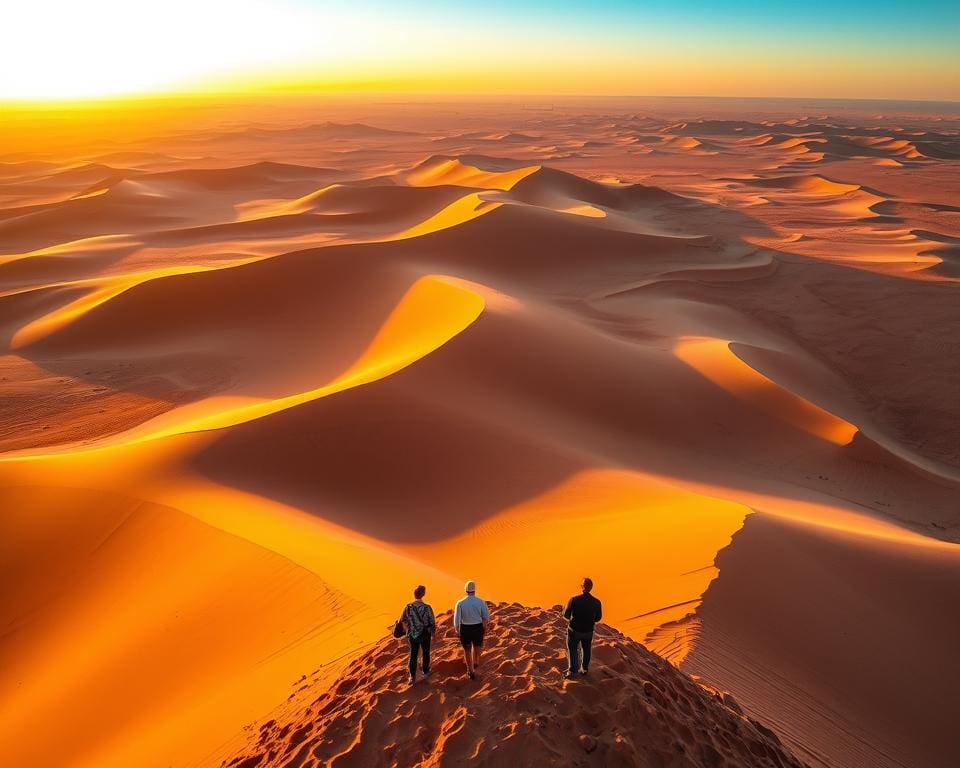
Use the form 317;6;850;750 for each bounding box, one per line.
674;337;856;446
405;155;540;190
0;486;384;768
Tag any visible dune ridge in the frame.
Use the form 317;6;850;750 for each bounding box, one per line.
218;603;805;768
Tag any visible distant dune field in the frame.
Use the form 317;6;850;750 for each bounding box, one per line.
1;97;958;768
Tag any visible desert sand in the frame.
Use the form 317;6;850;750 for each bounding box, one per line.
1;95;958;768
221;603;805;767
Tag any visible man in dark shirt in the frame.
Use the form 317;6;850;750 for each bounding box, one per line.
562;577;602;679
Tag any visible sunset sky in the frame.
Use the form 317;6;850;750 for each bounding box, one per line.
3;0;959;100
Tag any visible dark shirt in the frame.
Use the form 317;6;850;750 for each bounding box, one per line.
564;593;602;633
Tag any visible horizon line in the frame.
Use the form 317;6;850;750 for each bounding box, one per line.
3;90;958;109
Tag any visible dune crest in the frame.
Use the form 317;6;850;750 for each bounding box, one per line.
406;156;540;191
6;274;484;456
674;337;857;446
220;603;805;768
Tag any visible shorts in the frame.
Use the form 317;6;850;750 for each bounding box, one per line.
459;622;484;648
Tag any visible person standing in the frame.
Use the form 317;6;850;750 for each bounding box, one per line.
401;584;436;685
563;577;602;679
453;580;489;679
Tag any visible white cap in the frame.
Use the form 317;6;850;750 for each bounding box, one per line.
464;580;476;593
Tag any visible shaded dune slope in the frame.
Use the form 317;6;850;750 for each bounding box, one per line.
683;513;960;768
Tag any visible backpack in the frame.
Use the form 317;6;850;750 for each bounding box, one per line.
402;602;433;640
392;618;405;639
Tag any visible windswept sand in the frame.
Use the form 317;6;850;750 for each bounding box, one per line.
218;603;805;768
1;96;958;768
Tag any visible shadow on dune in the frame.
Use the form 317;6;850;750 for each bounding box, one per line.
682;512;960;768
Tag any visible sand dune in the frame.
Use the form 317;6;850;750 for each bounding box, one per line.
218;604;804;768
279;121;418;140
684;512;960;768
2;98;959;768
141;161;341;190
508;165;687;210
0;486;389;768
0;235;138;289
405;155;540;190
743;174;860;194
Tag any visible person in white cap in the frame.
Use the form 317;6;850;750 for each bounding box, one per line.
453;579;489;679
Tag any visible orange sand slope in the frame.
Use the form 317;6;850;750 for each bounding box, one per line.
1;97;959;768
218;603;805;768
683;511;960;768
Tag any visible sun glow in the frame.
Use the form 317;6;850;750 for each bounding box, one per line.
1;2;957;106
2;1;357;99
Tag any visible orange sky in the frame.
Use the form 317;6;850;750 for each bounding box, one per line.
2;1;958;102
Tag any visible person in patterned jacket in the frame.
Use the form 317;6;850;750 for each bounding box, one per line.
401;584;436;684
